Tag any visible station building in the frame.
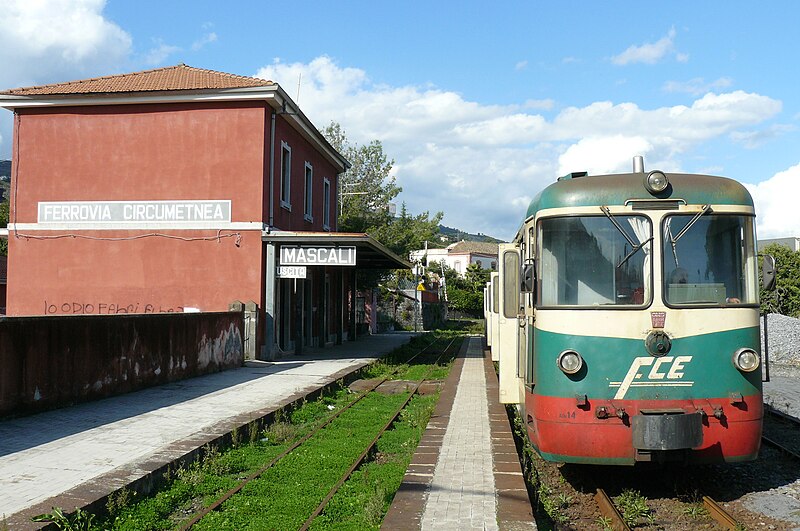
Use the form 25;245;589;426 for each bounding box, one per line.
0;65;408;358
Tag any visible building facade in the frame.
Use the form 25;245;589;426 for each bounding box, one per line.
410;240;500;275
0;65;407;358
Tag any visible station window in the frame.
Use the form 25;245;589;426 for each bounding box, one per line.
280;142;291;210
323;178;331;230
304;162;313;222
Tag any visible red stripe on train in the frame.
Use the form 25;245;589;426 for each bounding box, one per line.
525;393;762;463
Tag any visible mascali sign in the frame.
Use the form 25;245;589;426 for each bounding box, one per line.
280;246;357;266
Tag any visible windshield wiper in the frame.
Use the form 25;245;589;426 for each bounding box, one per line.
666;204;711;267
600;206;652;268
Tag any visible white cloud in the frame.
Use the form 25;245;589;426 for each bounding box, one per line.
0;0;132;89
612;27;678;65
745;163;800;238
0;0;134;158
663;77;733;96
192;32;217;52
144;39;181;66
558;136;654;175
730;124;795;149
523;99;555;111
253;56;783;239
515;60;528;71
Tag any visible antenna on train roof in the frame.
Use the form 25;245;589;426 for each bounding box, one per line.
633;155;645;173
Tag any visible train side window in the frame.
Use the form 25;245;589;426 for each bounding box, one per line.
502;250;520;318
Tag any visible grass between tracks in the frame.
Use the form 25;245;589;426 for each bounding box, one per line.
89;330;463;531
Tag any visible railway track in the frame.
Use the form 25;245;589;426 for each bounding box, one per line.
178;335;461;530
595;488;741;530
762;403;800;462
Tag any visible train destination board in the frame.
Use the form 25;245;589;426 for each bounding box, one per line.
279;246;357;266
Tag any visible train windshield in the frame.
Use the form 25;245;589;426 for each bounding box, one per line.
662;214;758;306
537;215;652;307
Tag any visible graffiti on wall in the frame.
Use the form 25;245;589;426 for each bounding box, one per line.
43;301;187;315
197;322;243;369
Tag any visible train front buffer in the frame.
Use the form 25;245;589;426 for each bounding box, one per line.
527;324;763;466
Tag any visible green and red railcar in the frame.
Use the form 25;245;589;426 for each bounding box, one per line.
495;157;775;465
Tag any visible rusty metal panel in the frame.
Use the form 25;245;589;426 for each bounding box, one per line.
0;312;244;417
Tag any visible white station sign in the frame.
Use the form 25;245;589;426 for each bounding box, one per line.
277;266;307;279
279;246;357;266
38;200;231;224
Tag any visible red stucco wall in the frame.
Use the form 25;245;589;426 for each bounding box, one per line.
7;102;268;315
270;118;339;232
12;102;266;220
7;230;262;316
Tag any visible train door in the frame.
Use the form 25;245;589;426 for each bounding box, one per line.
483;282;492;347
519;224;536;405
490;272;500;361
498;244;522;404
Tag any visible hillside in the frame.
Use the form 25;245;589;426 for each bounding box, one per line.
438;224;504;244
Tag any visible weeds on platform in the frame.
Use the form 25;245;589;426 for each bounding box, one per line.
95;330;464;530
308;394;437;530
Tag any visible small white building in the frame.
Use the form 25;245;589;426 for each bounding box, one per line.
410;241;500;275
758;237;800;252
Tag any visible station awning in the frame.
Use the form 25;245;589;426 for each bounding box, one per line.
262;231;412;270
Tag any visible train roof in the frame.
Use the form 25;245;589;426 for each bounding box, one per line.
526;171;754;218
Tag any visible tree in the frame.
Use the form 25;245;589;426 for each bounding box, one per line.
464;262;490;292
760;243;800;318
0;197;8;256
373;202;443;258
321;122;443;259
430;260;488;317
322;122;400;234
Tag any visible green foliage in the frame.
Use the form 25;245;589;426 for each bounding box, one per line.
464;262;490;292
372;202;442;259
321;122;442;262
447;288;483;316
322;122;400;235
760;243;800;317
615;489;653;526
31;507;95;530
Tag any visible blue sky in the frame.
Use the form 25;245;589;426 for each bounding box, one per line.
1;1;799;240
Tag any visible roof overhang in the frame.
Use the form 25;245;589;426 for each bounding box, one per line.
0;85;349;174
262;231;411;270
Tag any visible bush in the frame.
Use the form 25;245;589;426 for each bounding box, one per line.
761;244;800;318
448;288;483;317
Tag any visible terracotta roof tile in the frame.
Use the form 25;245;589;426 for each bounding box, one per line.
1;64;274;96
448;241;500;255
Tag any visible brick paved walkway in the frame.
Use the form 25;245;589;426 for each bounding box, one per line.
420;338;498;530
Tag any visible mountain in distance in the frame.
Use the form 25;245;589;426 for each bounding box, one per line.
437;224;505;244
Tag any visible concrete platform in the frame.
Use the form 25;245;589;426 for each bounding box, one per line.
0;332;416;529
382;337;535;530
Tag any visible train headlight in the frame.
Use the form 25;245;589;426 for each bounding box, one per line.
644;170;669;194
557;350;583;375
732;348;759;372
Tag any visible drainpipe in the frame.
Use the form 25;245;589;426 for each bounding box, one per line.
269;108;276;227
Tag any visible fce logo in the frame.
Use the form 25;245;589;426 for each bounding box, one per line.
610;356;693;400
